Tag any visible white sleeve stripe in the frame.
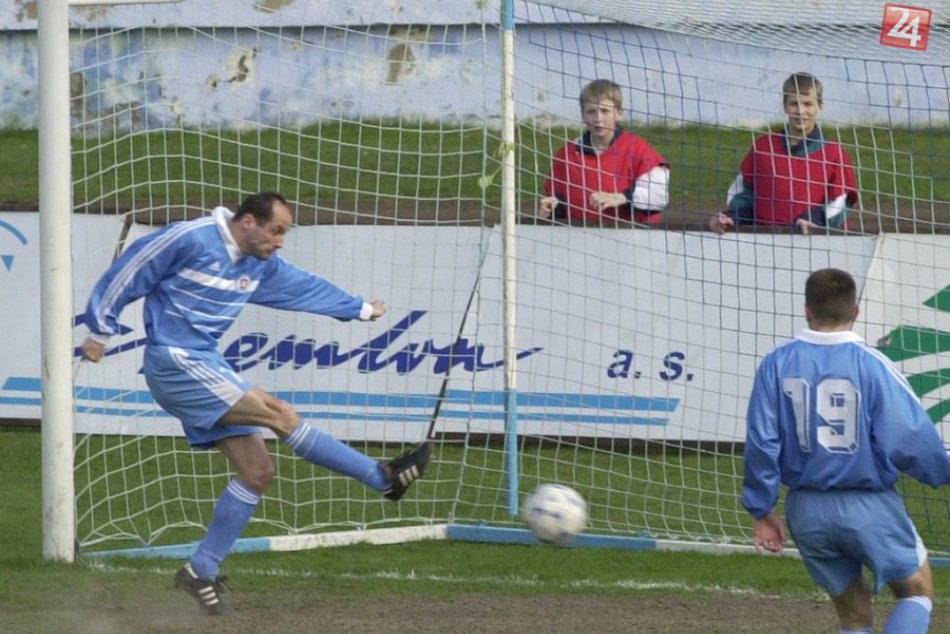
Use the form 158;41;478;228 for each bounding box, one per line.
94;219;214;333
863;345;923;403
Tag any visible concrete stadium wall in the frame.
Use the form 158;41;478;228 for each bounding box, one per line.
1;0;947;130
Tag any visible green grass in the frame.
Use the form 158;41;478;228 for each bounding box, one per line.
0;426;855;599
70;432;753;552
5;424;950;634
69;430;950;556
4;123;949;215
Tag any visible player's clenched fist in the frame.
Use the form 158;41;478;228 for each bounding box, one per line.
82;337;106;362
368;299;387;321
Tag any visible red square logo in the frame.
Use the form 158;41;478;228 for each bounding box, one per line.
880;4;932;50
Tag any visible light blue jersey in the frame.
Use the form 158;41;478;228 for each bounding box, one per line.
83;207;369;447
84;206;366;352
743;328;950;595
742;328;950;521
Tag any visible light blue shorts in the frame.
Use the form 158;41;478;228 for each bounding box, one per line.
786;487;926;596
143;346;263;449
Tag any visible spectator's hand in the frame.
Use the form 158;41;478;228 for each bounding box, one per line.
589;192;627;212
368;300;387;321
795;218;818;235
82;337;106;363
753;511;787;554
538;196;558;220
709;212;734;235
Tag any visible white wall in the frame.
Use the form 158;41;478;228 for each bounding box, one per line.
1;0;947;129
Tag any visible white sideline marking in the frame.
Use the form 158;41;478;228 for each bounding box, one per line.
87;560;825;601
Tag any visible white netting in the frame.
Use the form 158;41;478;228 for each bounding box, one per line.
56;0;950;555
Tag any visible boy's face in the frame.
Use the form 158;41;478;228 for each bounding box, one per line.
783;87;822;137
581;98;622;146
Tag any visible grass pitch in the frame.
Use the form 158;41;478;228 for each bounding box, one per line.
4;426;950;633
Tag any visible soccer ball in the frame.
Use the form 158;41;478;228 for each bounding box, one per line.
522;483;588;546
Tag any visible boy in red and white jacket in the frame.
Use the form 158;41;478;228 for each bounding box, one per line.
710;72;858;235
539;79;669;226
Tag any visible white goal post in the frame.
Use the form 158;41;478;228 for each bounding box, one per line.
31;0;950;562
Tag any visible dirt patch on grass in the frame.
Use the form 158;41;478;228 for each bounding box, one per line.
6;586;946;634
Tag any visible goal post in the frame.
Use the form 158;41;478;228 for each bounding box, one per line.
33;0;950;559
38;0;75;563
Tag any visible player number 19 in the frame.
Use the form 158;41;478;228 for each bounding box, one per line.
783;378;859;454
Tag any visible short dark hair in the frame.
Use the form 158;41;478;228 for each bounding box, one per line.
805;268;856;325
235;191;288;224
782;72;823;106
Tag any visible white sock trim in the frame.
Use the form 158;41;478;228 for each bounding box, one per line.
283;422;312;450
227;479;261;505
900;595;933;613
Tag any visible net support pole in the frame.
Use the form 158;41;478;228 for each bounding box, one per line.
38;0;76;562
500;0;520;516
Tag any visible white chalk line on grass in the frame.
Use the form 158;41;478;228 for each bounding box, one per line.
86;560;824;601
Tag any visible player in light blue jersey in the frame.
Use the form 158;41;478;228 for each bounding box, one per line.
81;192;432;615
743;268;950;634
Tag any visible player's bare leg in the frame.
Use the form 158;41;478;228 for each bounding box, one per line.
219;386;300;437
220;386;431;498
175;435;271;615
829;573;873;632
216;433;275;493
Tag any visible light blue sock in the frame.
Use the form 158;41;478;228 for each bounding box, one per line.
190;480;260;580
839;628;872;634
883;596;932;634
283;423;387;491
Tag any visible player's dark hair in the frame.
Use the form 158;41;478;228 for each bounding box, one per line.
805;268;856;325
782;72;823;106
579;79;623;111
235;191;288;224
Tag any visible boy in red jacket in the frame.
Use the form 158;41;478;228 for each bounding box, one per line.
539;79;669;226
710;72;858;234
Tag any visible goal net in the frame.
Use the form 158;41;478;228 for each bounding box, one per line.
61;0;950;557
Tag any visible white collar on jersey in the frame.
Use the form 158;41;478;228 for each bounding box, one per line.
212;206;244;263
796;328;864;345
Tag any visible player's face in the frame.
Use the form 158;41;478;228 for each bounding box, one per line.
582;99;621;147
245;202;292;259
784;88;822;138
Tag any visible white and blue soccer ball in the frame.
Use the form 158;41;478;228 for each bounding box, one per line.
522;483;588;546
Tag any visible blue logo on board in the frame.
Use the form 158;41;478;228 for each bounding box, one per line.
0;219;29;272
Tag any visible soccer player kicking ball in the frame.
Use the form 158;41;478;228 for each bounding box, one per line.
742;268;950;634
81;191;432;615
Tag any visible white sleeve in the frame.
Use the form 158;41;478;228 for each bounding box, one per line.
726;173;745;205
631;165;669;211
359;302;374;321
824;194;848;224
86;331;111;345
